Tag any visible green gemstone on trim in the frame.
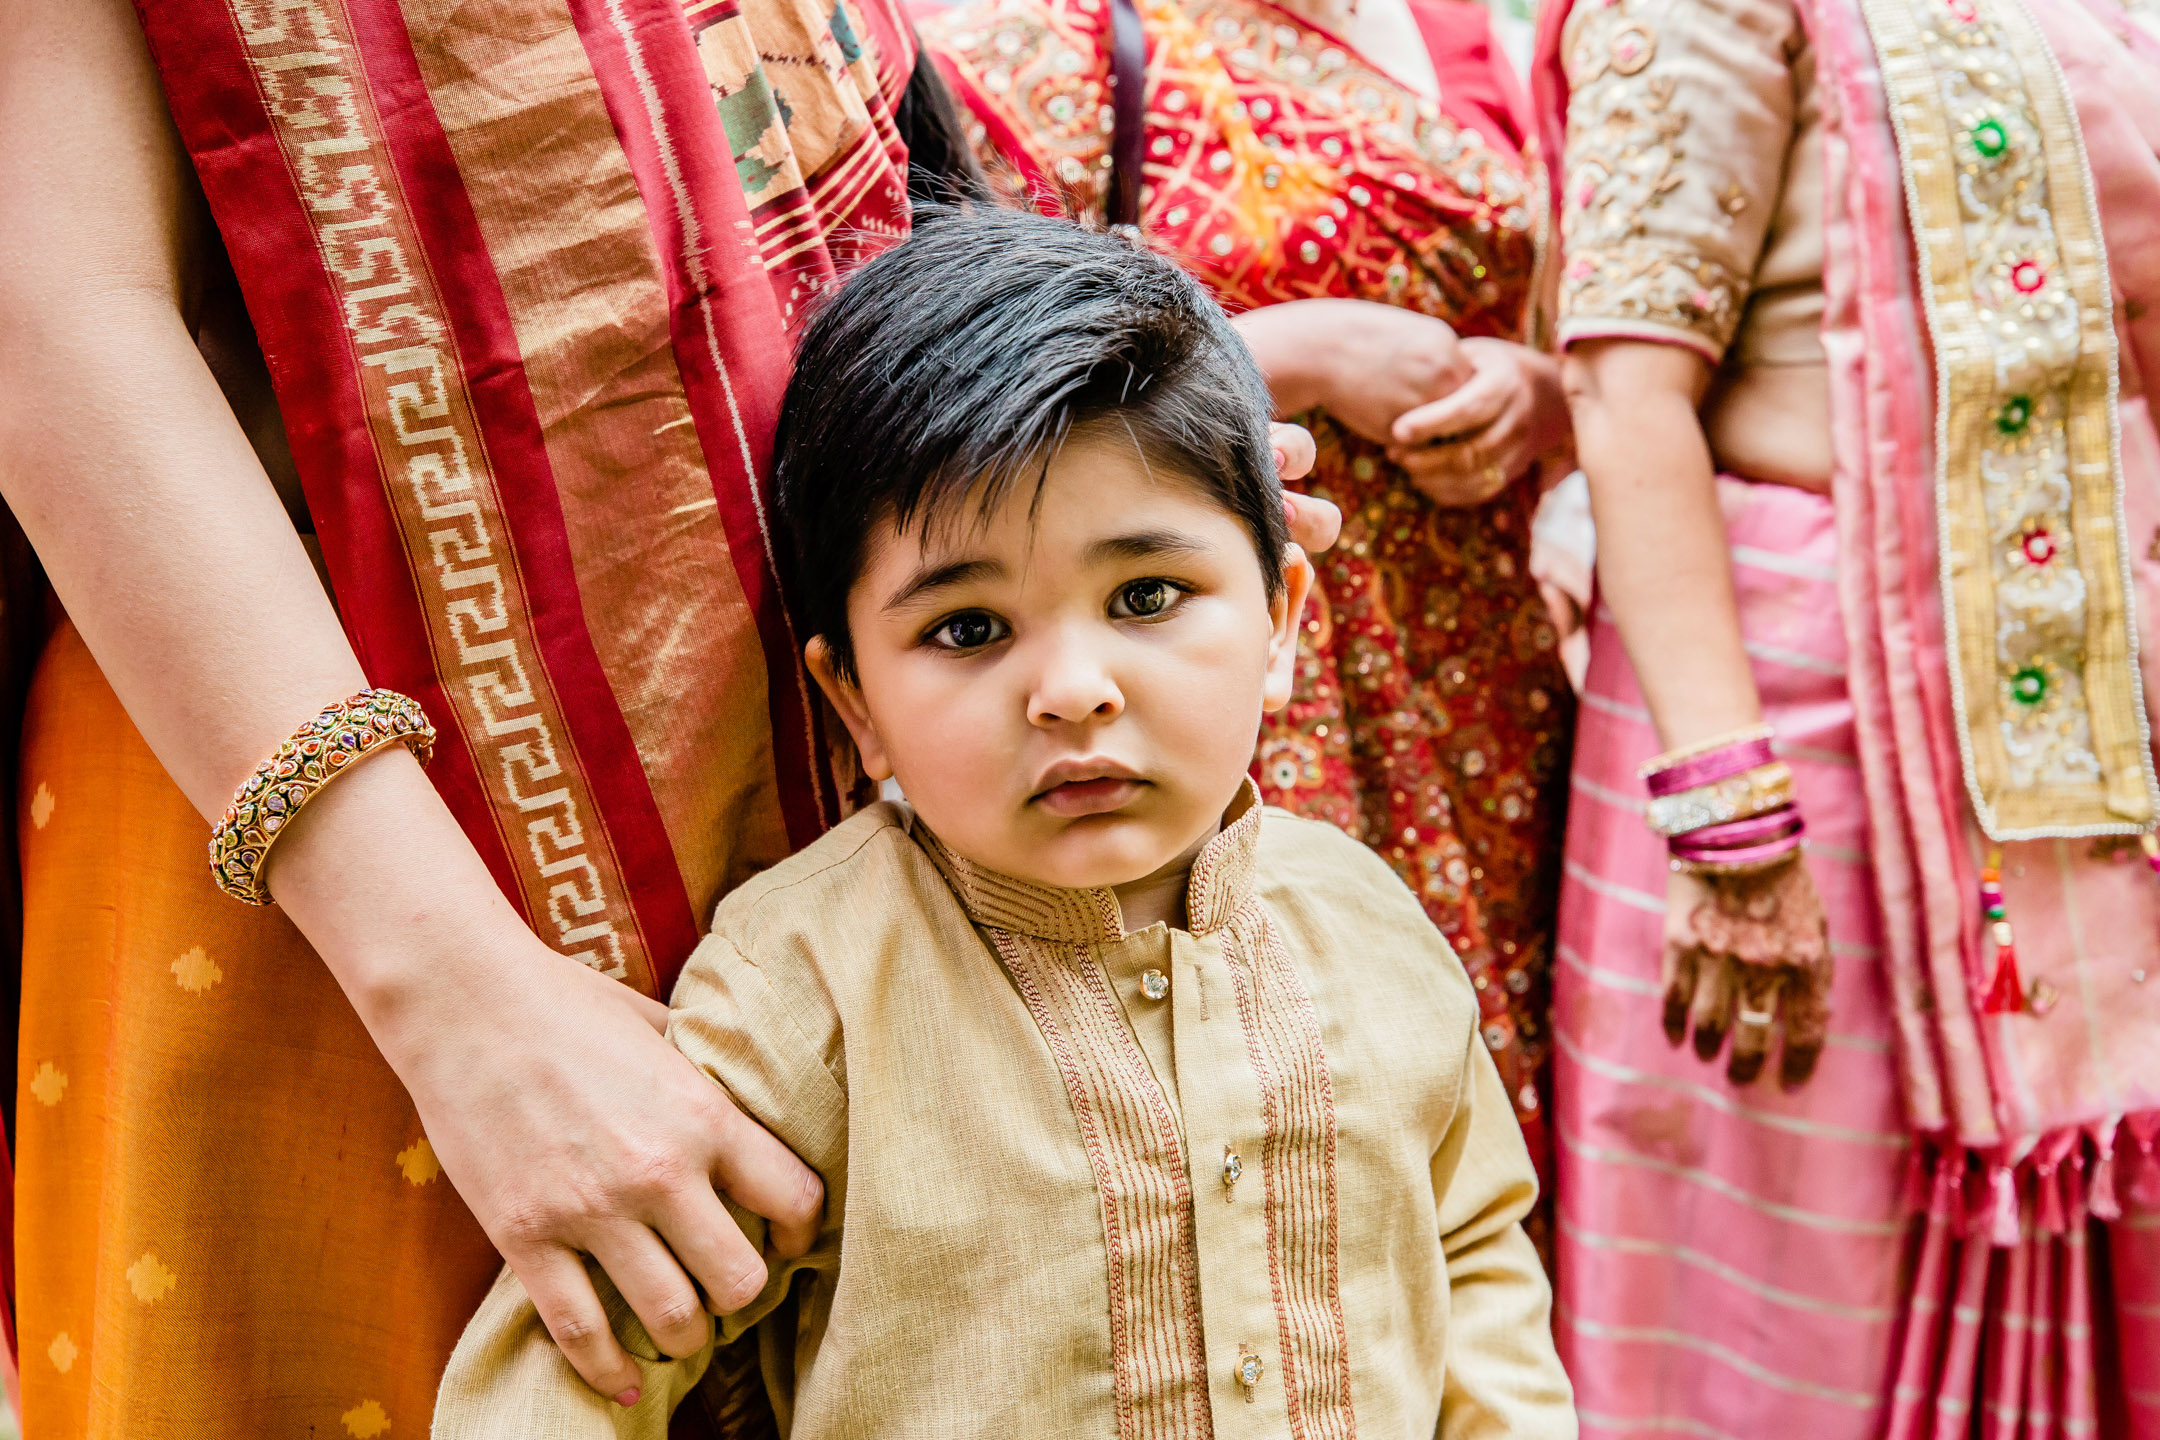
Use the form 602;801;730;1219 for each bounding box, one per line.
1971;117;2009;158
2011;665;2050;706
1996;394;2034;434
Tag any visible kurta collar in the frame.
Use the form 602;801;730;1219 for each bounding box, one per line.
914;778;1264;945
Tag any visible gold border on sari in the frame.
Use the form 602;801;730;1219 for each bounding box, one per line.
1859;0;2156;838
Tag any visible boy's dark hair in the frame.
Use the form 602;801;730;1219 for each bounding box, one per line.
774;204;1286;678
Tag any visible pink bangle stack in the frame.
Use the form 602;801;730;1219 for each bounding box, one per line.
1639;725;1806;876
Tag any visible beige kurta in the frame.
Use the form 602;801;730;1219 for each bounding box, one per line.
432;781;1573;1440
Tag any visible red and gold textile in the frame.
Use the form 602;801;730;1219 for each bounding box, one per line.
135;0;915;1003
17;0;912;1431
920;0;1575;1235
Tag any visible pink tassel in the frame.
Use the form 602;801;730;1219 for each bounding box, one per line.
2039;1165;2073;1234
1989;1165;2022;1248
2090;1150;2121;1221
2136;1141;2160;1208
1902;1146;1934;1215
2038;1162;2066;1235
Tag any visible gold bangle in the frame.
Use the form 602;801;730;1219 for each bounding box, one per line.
1645;762;1796;838
208;689;436;905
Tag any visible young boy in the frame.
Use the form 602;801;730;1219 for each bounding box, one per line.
433;206;1573;1439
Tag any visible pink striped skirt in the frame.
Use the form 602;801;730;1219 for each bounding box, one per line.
1553;479;2160;1438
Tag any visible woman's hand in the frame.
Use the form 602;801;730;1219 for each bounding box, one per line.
270;756;822;1406
1388;339;1571;506
1234;299;1475;446
1661;856;1833;1088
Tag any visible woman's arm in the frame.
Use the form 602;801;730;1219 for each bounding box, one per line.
0;0;820;1403
1562;339;1829;1087
1561;340;1760;745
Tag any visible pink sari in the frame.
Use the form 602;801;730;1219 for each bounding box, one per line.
1538;0;2160;1431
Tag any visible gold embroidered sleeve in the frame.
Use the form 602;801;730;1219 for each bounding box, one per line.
1556;0;1801;360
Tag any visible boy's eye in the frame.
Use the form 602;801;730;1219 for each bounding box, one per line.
927;611;1008;651
1111;578;1184;620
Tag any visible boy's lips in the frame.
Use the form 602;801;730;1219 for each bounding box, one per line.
1031;759;1146;818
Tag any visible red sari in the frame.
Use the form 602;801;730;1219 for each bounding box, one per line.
921;0;1574;1242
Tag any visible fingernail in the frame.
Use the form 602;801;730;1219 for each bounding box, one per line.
616;1388;641;1408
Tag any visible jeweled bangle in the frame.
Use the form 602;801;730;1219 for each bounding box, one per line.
1645;762;1795;838
1639;724;1777;797
208;689;436;905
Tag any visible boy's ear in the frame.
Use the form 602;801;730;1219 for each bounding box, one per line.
806;636;895;782
1261;542;1315;715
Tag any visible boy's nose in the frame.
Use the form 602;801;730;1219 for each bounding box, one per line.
1026;635;1124;727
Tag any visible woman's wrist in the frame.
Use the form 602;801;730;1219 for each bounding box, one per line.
261;746;534;1033
1231;300;1349;418
1523;348;1576;467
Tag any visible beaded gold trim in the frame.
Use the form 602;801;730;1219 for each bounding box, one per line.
1860;0;2157;837
1645;762;1796;838
208;689;436;905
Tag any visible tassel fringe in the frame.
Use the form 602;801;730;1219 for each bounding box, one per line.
1917;1109;2160;1247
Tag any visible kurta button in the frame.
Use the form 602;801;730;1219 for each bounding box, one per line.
1222;1146;1243;1195
1236;1349;1264;1398
1140;968;1169;1000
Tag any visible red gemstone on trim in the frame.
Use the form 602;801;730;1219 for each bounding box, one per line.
1946;0;1976;19
2022;530;2057;565
2010;259;2047;294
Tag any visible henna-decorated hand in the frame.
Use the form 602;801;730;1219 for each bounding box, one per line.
1661;854;1833;1088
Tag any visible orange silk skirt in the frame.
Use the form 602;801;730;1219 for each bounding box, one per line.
12;622;499;1437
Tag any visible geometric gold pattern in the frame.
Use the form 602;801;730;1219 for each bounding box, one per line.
126;1252;177;1304
171;946;223;995
395;1137;442;1187
29;1061;66;1107
342;1399;392;1438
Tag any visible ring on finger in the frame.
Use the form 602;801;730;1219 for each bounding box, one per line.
1736;1004;1776;1027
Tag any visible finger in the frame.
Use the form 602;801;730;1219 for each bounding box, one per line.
1660;939;1700;1049
655;1179;772;1317
1726;971;1782;1087
1270;422;1316;483
1780;926;1834;1090
1404;456;1516;509
1391;428;1493;481
1690;952;1735;1062
518;1244;646;1405
1283;490;1342;553
588;1223;715;1360
1391;364;1512;447
710;1100;825;1259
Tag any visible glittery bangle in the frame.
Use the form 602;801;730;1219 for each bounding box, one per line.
1644;762;1796;838
208;689;436;905
1641;726;1778;798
